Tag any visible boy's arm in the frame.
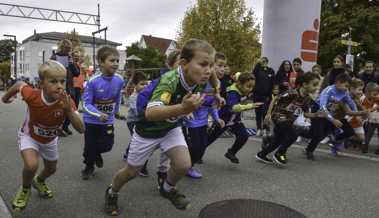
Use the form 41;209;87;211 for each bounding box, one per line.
1;81;27;103
82;81;103;117
344;94;358;112
114;82;125;114
319;88;335;121
210;106;220;121
209;71;225;106
60;94;85;133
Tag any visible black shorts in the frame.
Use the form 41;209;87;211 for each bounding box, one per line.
84;123;115;153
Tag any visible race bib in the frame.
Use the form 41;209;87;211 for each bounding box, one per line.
95;103;115;113
33;126;58;138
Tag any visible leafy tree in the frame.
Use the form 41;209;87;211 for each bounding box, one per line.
0;39;16;62
125;42;166;70
0;61;11;88
319;0;379;71
177;0;261;73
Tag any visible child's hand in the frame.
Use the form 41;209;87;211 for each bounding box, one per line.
59;91;73;113
252;102;264;108
181;92;204;113
217;119;225;128
214;93;225;108
332;119;343;128
99;114;109;122
2;95;16;104
264;115;271;126
187;113;194;120
316;111;328;118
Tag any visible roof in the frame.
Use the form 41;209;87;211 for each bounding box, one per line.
141;35;176;54
22;32;122;46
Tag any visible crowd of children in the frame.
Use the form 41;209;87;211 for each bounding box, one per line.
3;37;379;217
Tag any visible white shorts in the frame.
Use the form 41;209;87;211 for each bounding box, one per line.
18;130;59;161
127;127;187;167
354;127;365;135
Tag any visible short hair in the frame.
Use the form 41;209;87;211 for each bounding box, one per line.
296;72;320;86
38;60;66;80
335;73;352;84
293;57;302;65
350;78;364;89
57;39;72;53
166;50;181;68
312;64;321;70
334;54;344;63
131;71;147;85
365;60;375;66
237;72;255;84
365;82;379;94
96;46;119;63
215;52;227;62
180;39;216;62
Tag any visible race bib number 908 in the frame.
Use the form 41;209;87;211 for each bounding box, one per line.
33;126;58;138
96;103;115;113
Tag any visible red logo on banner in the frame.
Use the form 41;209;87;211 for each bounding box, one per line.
301;19;320;62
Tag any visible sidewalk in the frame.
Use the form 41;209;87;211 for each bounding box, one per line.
0;193;11;218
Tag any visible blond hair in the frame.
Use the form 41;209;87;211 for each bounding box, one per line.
57;39;72;53
38;60;66;80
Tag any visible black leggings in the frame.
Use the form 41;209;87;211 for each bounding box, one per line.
254;95;270;130
207;122;249;155
261;121;298;156
184;125;208;166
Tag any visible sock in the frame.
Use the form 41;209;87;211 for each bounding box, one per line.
163;180;175;192
108;185;118;195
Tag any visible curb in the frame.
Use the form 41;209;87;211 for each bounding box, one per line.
0;193;12;218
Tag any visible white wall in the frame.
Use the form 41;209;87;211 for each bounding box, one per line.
262;0;322;72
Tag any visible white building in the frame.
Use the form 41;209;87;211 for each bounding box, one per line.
138;35;177;57
11;31;123;81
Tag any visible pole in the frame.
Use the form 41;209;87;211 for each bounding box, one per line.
4;34;17;79
97;4;100;31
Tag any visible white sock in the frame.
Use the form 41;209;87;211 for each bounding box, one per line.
163;180;175;192
108;185;118;195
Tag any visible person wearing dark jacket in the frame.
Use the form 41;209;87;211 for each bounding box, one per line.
358;61;379;89
50;39;80;135
320;55;345;91
275;60;293;93
252;57;275;136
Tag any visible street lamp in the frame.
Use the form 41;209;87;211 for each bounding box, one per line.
3;34;17;79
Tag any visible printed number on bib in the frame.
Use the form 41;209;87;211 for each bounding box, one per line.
96;103;115;113
33;126;58;138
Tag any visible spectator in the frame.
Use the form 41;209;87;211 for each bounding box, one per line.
358;61;379;89
289;57;305;89
275;60;293;93
320;54;345;91
252;57;276;136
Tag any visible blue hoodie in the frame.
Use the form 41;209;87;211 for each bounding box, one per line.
183;84;219;128
83;73;125;124
318;85;357;121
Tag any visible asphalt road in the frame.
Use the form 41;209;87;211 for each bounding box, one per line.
1;96;379;218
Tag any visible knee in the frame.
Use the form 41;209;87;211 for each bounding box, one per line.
24;161;38;174
45;165;57;175
172;159;191;174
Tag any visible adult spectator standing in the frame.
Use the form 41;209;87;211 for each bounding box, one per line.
288;57;305;89
50;39;80;135
320;55;346;91
358;61;379;89
252;57;275;136
275;60;293;93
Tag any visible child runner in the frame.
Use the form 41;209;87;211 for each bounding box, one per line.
1;60;84;212
104;39;216;216
81;47;125;180
207;72;262;164
361;82;379;154
183;82;225;179
305;73;357;160
256;73;323;166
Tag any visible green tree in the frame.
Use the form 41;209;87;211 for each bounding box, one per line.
319;0;379;71
125;42;166;70
0;61;11;88
178;0;261;73
0;39;16;62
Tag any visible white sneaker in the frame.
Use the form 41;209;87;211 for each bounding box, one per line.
296;137;302;143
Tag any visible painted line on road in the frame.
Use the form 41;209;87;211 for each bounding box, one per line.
0;193;12;218
249;137;379;162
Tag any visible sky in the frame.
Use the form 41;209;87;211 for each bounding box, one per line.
0;0;263;48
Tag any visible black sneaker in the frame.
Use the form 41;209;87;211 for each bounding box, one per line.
104;186;119;216
273;153;287;166
95;155;104;168
157;171;167;189
224;151;239;164
159;186;190;210
362;144;369;154
197;159;204;164
375;149;379;155
255;152;273;164
81;165;95;180
139;167;149;177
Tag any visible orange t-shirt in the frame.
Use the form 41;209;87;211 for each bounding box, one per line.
20;85;76;144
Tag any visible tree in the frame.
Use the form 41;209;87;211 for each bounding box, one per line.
177;0;261;73
319;0;379;71
125;43;166;70
0;39;16;62
0;61;11;88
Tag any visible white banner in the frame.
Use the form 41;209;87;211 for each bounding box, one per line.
262;0;322;72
